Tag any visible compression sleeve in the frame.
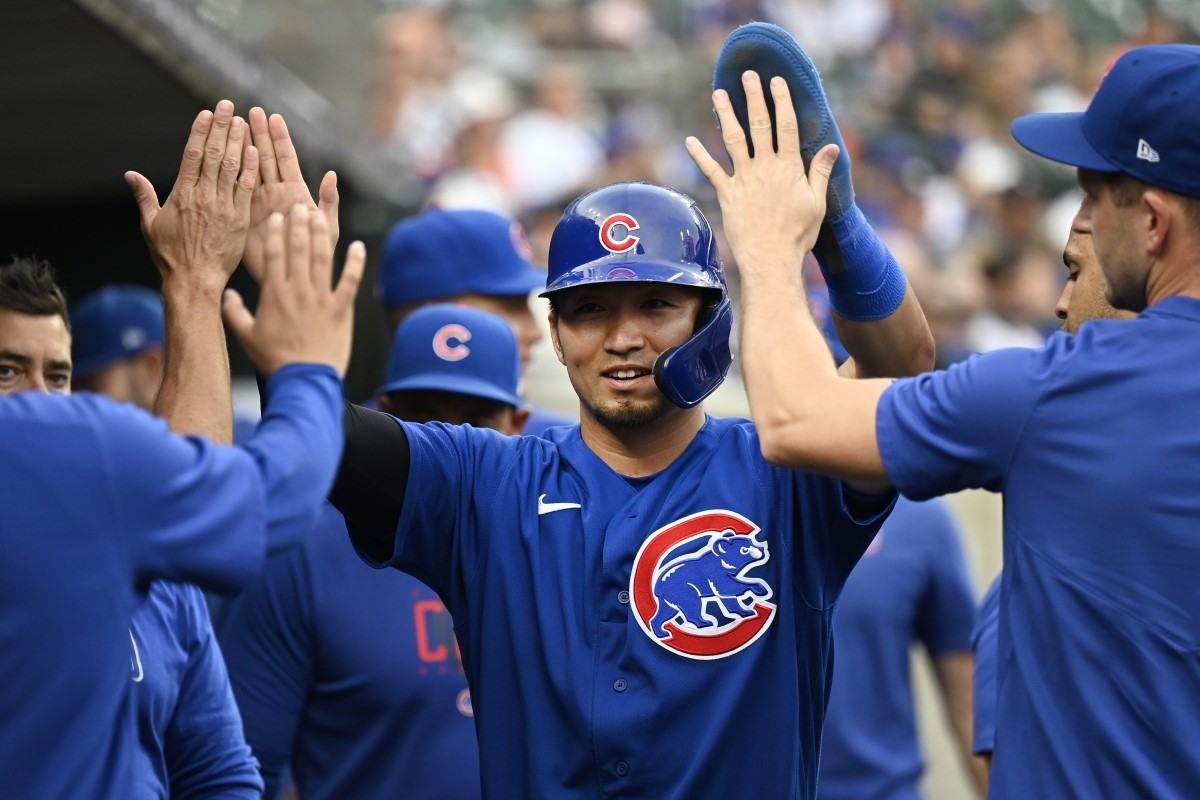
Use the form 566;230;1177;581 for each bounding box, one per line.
329;404;410;565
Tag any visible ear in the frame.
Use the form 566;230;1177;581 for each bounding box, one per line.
1142;190;1173;257
510;406;532;435
714;538;730;554
375;393;395;415
548;312;565;364
139;346;165;382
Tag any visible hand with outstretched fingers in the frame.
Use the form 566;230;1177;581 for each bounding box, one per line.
223;205;364;378
125;100;258;291
243;107;339;283
685;72;839;275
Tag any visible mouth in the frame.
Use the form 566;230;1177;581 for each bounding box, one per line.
601;365;654;390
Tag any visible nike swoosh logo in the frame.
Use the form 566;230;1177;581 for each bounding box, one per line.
538;494;582;516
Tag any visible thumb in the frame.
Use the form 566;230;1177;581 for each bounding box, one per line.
807;144;839;202
124;171;161;228
221;289;255;344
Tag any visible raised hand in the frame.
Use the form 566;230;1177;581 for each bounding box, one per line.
126;100;258;291
223;205;364;377
243;107;340;283
685;72;838;274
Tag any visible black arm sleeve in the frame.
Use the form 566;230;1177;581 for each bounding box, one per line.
329;404;410;565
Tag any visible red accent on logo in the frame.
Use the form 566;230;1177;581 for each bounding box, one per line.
432;323;471;362
414;599;449;662
599;213;641;254
630;510;775;660
510;221;534;260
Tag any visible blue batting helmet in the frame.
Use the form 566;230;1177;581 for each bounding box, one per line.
541;182;733;409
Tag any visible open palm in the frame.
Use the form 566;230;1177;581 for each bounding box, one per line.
244;107;339;282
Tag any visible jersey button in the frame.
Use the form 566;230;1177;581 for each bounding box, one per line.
613;678;628;692
617;590;630;605
615;761;629;777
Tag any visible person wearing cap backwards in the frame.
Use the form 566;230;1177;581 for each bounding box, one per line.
222;88;930;795
70;284;262;800
688;36;1200;798
378;207;574;434
219;305;527;800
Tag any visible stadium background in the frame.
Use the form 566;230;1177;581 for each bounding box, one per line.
4;1;1197;796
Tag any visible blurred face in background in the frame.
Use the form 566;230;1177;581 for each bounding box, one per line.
1056;225;1135;334
380;389;526;434
1076;169;1149;313
73;348;163;411
0;309;71;396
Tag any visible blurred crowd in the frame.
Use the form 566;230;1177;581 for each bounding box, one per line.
365;0;1197;368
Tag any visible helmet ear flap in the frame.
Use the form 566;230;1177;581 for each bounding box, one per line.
653;298;734;409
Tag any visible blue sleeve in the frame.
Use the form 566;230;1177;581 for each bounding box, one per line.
876;347;1047;500
165;585;263;800
358;421;516;602
971;577;1001;755
239;364;346;553
913;501;976;654
109;364;343;594
796;474;896;610
218;540;316;798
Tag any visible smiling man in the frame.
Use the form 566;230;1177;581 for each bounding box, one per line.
302;178;935;799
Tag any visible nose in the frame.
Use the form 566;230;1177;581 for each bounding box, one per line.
1055;280;1074;323
603;309;647;354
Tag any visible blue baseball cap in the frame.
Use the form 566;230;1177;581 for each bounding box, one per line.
70;285;164;379
378;208;547;309
376;304;522;407
1012;44;1200;197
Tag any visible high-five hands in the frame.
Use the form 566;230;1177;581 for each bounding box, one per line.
243;107;340;283
223;206;364;378
126;100;258;290
686;72;839;274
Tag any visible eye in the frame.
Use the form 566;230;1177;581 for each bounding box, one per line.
47;373;71;390
643;298;675;309
740;546;751;555
0;364;18;381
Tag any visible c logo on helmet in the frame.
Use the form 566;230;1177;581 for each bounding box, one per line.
432;323;471;362
599;213;641;254
630;510;775;660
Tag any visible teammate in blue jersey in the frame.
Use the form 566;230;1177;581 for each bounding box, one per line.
969;214;1135;778
819;497;982;799
220;304;528;800
689;42;1200;798
71;285;261;799
376;207;574;434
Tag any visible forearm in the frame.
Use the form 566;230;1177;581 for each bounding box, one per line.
935;652;988;795
833;286;935;379
156;280;233;443
739;257;891;483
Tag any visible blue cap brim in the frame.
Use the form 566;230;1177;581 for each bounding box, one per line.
1011;112;1119;172
376;373;521;408
488;264;548;298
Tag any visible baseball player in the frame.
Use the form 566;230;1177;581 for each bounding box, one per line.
689;38;1200;797
220;304;527;799
819;497;981;799
971;221;1137;775
377;207;574;434
0;206;353;796
71;285;261;799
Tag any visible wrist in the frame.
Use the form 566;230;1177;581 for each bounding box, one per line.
160;271;228;304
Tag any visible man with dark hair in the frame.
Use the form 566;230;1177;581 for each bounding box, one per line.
0;256;72;394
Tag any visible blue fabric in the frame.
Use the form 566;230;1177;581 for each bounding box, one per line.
971;576;1001;757
819;498;975;800
358;416;895;799
220;504;480;800
131;582;261;799
876;296;1200;799
523;405;576;437
0;365;342;798
70;284;164;378
817;205;908;322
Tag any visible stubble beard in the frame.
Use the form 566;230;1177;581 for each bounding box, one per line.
585;393;674;432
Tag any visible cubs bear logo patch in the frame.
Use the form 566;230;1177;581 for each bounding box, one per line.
630;510;775;660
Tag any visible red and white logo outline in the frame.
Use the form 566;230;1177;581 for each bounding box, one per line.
432;323;472;362
599;212;641;254
630;509;776;661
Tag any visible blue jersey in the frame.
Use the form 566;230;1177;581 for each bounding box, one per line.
354;415;894;799
0;364;342;798
876;297;1200;798
131;582;261;799
971;577;1001;757
220;504;479;800
819;497;975;800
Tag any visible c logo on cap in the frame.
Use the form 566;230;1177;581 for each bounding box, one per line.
432;323;471;362
599;213;640;254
